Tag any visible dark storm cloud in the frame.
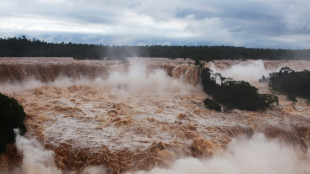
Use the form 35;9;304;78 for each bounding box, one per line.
0;0;310;48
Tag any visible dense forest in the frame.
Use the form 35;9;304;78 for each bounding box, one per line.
1;36;310;60
268;67;310;102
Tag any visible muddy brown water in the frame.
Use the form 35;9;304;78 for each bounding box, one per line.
0;57;310;173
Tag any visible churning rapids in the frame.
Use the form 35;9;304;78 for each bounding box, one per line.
0;57;310;174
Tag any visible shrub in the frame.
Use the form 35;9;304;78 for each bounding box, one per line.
0;93;27;154
269;67;310;101
201;68;278;111
259;75;268;83
203;98;221;111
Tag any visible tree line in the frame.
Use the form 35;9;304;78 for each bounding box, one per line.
1;36;310;60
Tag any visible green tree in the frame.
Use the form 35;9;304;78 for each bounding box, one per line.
269;67;310;101
200;68;278;111
203;98;221;111
0;93;27;154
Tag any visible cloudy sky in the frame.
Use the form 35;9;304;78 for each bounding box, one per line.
0;0;310;48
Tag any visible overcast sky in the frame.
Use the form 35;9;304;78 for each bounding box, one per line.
0;0;310;48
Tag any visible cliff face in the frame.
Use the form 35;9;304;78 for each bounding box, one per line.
0;58;201;86
0;58;108;83
2;58;309;86
0;58;310;174
1;58;309;86
209;59;310;72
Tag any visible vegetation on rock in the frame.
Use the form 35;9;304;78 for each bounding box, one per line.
203;98;221;112
0;93;27;154
269;67;310;101
201;68;278;111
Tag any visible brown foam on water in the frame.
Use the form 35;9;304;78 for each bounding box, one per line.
129;133;310;174
0;58;310;173
2;133;309;174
